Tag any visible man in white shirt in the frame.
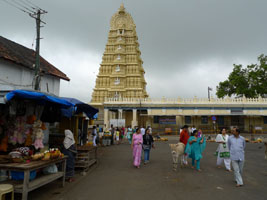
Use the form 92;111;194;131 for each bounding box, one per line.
141;127;145;136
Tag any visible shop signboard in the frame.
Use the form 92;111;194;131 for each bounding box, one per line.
159;116;176;124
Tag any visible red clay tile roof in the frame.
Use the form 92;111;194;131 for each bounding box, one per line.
0;36;70;81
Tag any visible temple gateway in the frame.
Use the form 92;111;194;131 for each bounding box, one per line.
90;4;267;134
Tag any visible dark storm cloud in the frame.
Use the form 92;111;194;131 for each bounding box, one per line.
1;0;267;101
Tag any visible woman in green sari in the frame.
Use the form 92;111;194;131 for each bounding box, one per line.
185;130;206;171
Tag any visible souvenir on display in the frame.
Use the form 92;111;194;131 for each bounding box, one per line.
32;120;44;149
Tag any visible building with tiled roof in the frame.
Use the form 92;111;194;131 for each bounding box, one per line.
0;36;69;95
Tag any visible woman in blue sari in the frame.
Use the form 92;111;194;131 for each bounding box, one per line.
185;130;206;171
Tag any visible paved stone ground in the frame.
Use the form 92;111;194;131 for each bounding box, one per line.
25;136;267;200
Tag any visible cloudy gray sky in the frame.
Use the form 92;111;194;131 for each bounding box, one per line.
1;0;267;102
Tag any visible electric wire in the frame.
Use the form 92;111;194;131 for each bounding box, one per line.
24;0;45;12
1;0;33;15
20;0;38;11
11;0;35;14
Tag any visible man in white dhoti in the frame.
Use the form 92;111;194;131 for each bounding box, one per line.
215;128;231;171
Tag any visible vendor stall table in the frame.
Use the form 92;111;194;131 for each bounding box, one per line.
75;146;97;172
0;157;67;200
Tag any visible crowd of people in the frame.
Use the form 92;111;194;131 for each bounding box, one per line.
127;124;245;188
178;125;246;187
65;123;246;187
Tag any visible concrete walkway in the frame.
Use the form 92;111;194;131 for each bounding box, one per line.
28;136;267;200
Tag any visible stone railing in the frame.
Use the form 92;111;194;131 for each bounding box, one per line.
104;96;267;105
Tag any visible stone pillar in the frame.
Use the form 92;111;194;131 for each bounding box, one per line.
118;109;123;119
131;109;138;128
104;108;109;128
176;116;183;128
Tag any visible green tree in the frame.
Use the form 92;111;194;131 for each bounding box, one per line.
216;54;267;98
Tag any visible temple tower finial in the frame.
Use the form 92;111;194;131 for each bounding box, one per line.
118;3;125;13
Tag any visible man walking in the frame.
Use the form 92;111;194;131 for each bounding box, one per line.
180;125;190;165
228;128;246;187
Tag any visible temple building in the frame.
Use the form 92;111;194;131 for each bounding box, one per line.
91;3;148;103
90;4;267;134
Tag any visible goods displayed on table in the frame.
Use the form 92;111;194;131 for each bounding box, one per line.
8;147;33;163
0;148;64;164
31;152;44;160
32;148;64;161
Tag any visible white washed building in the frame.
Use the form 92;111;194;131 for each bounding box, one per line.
0;36;69;95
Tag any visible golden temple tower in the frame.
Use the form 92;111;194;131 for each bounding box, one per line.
91;3;149;103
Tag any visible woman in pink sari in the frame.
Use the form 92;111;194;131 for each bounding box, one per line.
131;128;143;168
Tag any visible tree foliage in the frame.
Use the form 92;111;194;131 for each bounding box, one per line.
216;54;267;98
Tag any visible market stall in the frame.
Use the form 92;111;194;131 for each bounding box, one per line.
0;90;99;199
0;89;74;199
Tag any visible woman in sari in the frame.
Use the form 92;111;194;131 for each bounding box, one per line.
62;130;77;182
131;128;143;168
215;128;231;171
185;130;206;172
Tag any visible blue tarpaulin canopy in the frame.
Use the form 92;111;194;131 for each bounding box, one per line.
60;97;98;118
5;90;73;109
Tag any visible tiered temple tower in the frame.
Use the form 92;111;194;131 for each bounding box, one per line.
91;4;149;103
